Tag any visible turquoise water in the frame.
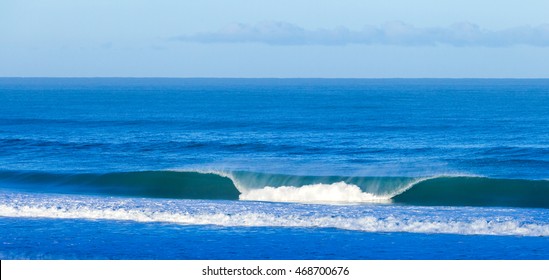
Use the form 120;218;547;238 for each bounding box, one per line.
0;78;548;259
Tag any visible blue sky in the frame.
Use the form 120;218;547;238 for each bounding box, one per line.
1;0;548;77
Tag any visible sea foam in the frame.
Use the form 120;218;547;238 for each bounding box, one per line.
1;192;548;237
239;182;391;203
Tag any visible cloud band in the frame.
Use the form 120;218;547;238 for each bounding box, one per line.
174;21;549;47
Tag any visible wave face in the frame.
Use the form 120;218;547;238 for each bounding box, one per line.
1;170;549;208
0;171;240;200
392;177;549;208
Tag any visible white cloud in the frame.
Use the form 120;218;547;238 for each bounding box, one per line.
173;21;549;47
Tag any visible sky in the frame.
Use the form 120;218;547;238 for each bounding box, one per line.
1;0;549;78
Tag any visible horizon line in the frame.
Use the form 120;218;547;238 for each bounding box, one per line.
1;76;548;80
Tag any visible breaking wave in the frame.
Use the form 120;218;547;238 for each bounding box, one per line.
1;170;548;208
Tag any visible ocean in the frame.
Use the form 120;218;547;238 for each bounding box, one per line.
0;78;548;259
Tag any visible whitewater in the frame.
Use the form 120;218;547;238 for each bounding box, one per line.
2;191;548;237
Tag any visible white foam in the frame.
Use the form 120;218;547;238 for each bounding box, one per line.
2;203;548;237
239;182;391;204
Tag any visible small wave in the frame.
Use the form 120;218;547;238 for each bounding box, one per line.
1;202;548;237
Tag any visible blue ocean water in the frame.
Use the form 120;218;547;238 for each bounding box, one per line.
0;78;548;259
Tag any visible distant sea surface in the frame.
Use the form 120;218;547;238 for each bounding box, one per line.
1;78;548;259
